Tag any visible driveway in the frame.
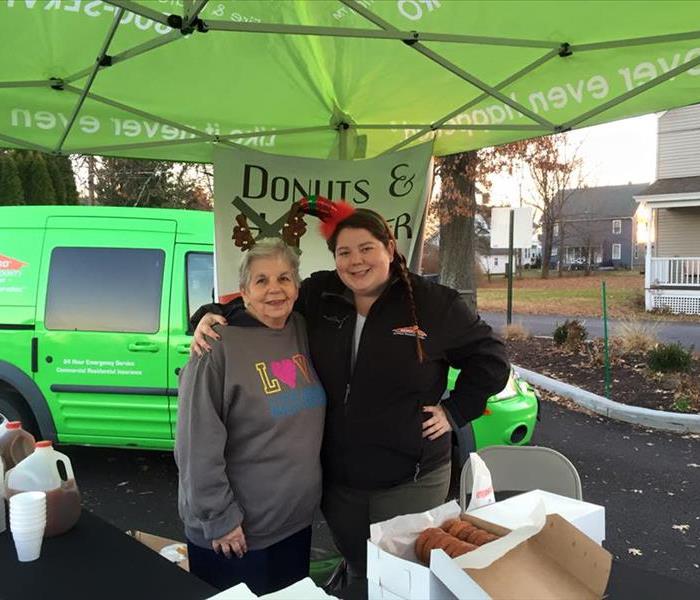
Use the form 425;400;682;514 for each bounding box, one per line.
481;311;700;348
68;399;700;587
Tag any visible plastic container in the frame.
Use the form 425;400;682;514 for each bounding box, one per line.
0;456;5;533
6;441;81;537
0;420;35;471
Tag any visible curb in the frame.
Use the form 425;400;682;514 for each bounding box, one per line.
513;365;700;434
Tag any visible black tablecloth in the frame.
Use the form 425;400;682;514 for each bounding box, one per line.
2;505;699;600
0;510;218;600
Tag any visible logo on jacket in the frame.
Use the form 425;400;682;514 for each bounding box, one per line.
392;325;427;340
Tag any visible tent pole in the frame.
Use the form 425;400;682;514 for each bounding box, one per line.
0;80;54;89
69;136;210;155
68;126;333;156
102;0;171;26
64;30;182;84
54;8;124;154
0;132;54;154
183;0;209;29
560;53;700;130
204;20;557;49
63;85;211;139
217;126;332;141
382;48;559;154
359;124;549;131
340;0;554;130
575;29;700;52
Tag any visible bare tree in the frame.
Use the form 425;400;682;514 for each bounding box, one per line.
433;148;519;306
499;135;584;279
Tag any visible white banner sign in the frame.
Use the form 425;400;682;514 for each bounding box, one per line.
490;207;534;250
213;143;434;300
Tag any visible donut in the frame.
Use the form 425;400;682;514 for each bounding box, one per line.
472;530;492;546
415;528;441;563
422;529;446;564
466;528;483;545
440;518;459;531
442;536;464;557
451;521;478;541
449;540;479;558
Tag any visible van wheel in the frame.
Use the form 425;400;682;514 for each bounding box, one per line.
0;389;40;439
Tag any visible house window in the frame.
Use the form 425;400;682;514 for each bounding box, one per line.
494;258;499;266
553;224;559;237
552;247;558;256
612;219;621;234
612;243;621;260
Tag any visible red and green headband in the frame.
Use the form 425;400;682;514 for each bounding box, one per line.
299;195;355;240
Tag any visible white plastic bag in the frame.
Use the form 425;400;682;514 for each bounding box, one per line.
466;452;496;512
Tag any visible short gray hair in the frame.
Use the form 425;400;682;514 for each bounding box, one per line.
238;238;301;290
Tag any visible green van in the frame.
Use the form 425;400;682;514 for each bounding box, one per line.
0;205;214;448
0;205;537;451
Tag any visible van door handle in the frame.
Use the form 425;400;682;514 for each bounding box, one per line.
176;344;191;355
127;342;159;353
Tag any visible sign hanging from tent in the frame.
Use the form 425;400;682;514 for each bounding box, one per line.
213;143;433;300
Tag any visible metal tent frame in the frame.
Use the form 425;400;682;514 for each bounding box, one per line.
3;0;700;158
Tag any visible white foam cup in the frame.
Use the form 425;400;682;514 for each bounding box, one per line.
12;529;44;562
9;519;46;533
9;491;46;514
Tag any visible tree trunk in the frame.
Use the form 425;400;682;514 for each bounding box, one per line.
439;213;477;312
541;226;552;279
88;156;96;205
557;221;565;277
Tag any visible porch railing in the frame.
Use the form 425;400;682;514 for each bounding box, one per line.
649;257;700;287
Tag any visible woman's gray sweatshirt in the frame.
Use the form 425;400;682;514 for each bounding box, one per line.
175;311;326;550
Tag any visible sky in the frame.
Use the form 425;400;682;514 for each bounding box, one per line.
488;113;658;207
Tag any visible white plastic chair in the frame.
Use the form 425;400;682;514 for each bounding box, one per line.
459;445;583;511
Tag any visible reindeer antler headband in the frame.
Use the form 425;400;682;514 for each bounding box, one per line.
232;205;307;252
298;195;355;240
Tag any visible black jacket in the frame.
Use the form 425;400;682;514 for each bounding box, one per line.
192;270;510;490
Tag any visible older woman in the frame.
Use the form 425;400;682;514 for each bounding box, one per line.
175;238;326;594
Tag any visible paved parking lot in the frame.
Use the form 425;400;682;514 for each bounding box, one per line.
69;398;699;586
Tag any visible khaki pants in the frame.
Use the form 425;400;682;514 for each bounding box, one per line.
321;462;451;578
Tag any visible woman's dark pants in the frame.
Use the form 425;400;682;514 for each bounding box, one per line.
187;526;312;594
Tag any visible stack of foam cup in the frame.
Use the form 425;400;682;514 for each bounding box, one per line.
9;491;47;562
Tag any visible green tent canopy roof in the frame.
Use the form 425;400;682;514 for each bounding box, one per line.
2;0;700;161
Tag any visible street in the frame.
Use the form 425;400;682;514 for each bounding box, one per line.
65;398;700;587
481;311;700;348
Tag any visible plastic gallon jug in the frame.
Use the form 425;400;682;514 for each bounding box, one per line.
0;456;5;533
6;441;81;537
0;420;35;471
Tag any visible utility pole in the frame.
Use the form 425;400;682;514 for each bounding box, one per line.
506;208;515;325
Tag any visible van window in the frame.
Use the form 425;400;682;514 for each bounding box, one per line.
186;252;214;327
45;247;164;333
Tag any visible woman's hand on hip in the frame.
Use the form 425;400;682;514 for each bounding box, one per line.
190;313;228;356
422;405;453;440
212;525;247;558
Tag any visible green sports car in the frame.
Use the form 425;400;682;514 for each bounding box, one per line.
447;367;540;466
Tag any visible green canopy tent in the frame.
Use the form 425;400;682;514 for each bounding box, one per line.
2;0;700;161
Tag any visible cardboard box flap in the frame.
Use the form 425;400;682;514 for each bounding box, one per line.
126;530;189;571
431;514;612;600
530;514;611;597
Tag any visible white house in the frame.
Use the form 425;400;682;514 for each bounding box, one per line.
635;105;700;315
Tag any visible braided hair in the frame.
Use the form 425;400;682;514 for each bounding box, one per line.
327;209;426;363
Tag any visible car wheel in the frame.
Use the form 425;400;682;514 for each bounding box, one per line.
0;388;40;438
